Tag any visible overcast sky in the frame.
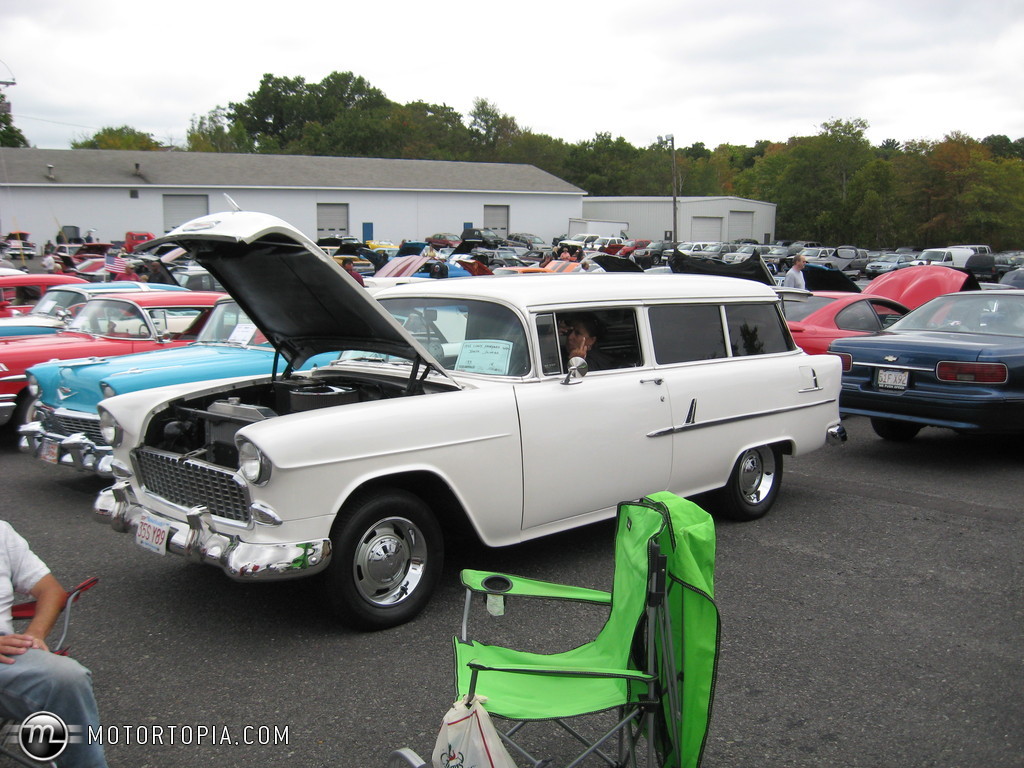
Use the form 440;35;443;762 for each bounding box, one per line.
3;0;1023;153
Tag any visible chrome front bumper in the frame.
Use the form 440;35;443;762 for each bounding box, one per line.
19;422;115;477
94;482;333;581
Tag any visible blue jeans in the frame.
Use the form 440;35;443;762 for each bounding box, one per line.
0;647;107;768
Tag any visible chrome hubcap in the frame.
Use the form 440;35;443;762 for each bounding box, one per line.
737;447;776;504
353;517;427;607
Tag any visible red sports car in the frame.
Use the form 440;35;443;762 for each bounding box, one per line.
782;291;910;355
0;290;224;428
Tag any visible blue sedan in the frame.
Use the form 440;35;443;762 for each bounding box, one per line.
828;290;1024;441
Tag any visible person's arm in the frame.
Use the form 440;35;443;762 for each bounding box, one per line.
24;574;67;651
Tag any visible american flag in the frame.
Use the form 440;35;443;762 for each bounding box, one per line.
104;252;126;273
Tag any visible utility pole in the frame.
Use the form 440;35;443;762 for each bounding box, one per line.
0;59;16;116
666;134;678;243
657;135;679;243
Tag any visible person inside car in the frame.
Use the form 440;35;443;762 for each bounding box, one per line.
562;313;612;372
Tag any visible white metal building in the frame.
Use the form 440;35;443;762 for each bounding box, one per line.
0;148;585;248
583;196;777;244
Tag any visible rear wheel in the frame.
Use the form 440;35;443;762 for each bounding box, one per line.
712;445;782;521
870;418;921;442
323;489;443;631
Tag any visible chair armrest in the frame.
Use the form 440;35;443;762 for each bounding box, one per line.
461;569;611;605
466;659;655;683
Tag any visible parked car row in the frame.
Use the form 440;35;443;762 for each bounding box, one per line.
7;209;1023;635
76;210;846;631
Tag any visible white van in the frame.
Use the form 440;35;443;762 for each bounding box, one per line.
950;244;992;256
916;247;974;267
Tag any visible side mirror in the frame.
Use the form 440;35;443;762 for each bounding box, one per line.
561;356;588;385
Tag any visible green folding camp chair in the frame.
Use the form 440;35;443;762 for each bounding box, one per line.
449;492;720;768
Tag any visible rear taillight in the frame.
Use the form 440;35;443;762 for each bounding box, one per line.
935;361;1008;383
831;352;853;372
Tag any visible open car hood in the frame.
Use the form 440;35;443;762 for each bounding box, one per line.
138;211;455;378
668;253;776;286
801;264;861;292
374;254;432;278
863;265;979;309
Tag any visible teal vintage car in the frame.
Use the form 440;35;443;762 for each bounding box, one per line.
19;297;336;477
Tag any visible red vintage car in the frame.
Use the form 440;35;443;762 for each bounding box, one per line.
0;291;224;428
0;274;88;318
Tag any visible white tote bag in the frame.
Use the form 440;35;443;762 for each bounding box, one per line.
432;696;517;768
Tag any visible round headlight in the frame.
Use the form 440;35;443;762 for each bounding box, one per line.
26;374;39;398
100;383;117;399
98;408;123;447
237;439;271;485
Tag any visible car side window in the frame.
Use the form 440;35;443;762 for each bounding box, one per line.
834;301;882;332
536;308;643;374
724;303;795;356
649;304;727;363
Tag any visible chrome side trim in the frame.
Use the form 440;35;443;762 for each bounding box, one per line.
647;397;837;438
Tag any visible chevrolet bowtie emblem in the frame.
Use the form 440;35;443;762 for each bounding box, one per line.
884;355;898;362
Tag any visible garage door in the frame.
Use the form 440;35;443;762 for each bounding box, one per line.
162;195;209;232
690;216;722;241
728;211;754;242
484;205;509;239
317;203;349;237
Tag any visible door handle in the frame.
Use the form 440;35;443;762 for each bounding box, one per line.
640;378;663;385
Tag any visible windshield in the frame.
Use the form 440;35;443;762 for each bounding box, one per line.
893;294;1024;335
68;299;151;337
195;302;269;346
377;297;530;376
29;288;85;318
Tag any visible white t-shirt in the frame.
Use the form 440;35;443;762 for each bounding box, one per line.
0;521;51;635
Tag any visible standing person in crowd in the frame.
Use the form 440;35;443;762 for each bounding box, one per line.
783;254;807;289
339;257;366;286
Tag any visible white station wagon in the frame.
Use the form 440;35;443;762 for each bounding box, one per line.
94;211;846;629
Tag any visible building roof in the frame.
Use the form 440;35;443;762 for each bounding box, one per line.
0;148;583;195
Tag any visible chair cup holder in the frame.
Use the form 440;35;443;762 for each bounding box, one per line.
481;575;513;593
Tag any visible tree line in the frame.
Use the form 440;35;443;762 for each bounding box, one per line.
5;73;1024;249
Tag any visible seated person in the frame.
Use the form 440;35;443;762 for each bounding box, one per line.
561;313;613;372
0;521;108;768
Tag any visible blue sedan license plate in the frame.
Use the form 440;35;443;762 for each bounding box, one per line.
876;368;908;390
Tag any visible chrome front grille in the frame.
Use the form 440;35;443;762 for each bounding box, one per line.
42;409;104;443
133;447;250;523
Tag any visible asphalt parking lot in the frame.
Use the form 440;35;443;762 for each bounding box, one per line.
1;415;1020;768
